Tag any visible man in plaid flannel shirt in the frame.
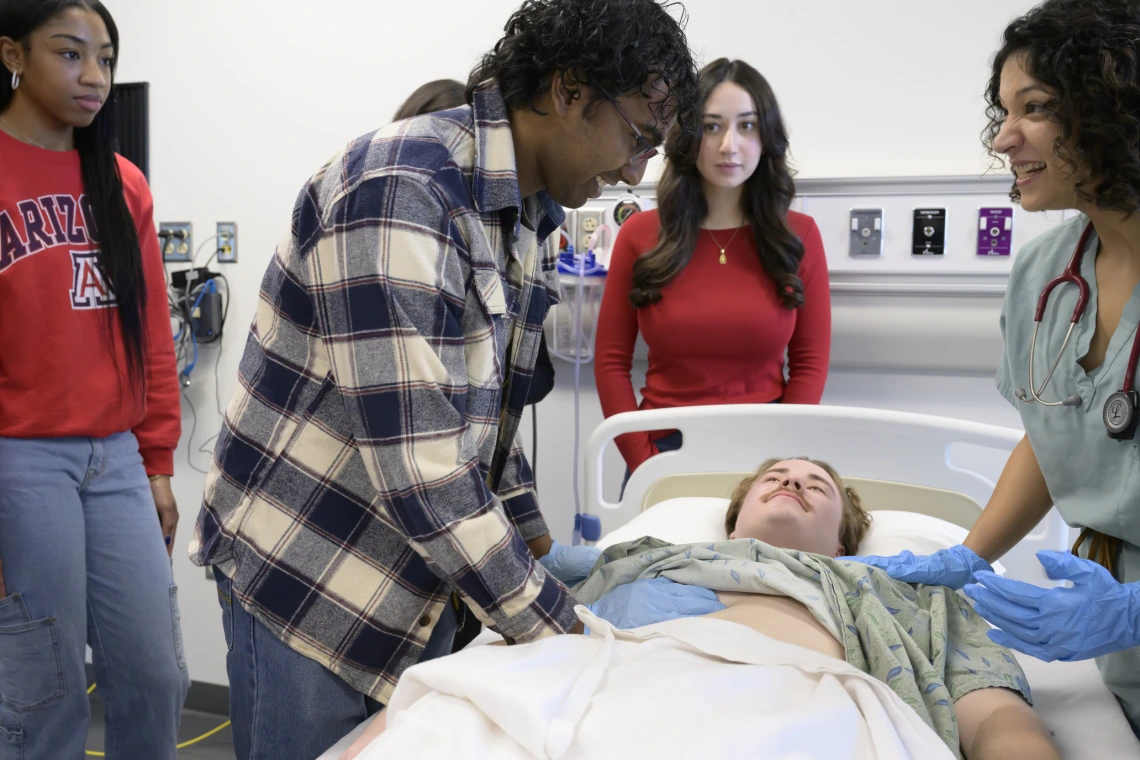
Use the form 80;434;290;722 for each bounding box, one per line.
189;1;703;757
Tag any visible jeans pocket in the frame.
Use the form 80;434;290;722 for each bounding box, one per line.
213;569;234;652
0;596;29;629
0;602;65;713
169;585;188;671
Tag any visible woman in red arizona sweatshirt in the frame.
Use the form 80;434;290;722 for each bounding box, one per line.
0;2;186;756
596;58;831;480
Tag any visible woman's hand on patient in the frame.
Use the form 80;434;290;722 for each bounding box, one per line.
586;577;725;629
539;541;602;586
839;544;992;590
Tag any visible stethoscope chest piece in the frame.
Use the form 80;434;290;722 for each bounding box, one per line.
1104;390;1140;440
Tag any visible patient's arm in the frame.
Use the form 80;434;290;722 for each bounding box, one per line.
954;688;1059;760
339;710;387;760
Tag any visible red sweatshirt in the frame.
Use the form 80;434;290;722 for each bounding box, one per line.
0;129;180;475
595;209;831;471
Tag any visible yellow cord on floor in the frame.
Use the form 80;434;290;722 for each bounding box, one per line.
84;683;232;757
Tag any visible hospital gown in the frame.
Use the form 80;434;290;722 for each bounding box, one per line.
573;537;1031;757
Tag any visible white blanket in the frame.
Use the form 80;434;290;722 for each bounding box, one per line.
356;607;955;760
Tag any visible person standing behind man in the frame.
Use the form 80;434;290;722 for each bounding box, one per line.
391;78;466;121
596;59;832;483
188;2;719;759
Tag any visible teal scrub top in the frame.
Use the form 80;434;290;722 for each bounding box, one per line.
997;214;1140;579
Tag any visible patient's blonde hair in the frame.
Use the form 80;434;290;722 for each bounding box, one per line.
724;458;872;555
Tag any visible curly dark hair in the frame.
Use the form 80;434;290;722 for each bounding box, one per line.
466;0;700;136
630;59;804;309
984;0;1140;212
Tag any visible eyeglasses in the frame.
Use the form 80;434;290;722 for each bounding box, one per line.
608;98;659;167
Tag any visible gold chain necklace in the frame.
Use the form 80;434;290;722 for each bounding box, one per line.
0;115;50;150
707;223;745;265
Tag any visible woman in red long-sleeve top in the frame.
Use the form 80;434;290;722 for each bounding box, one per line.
596;58;832;477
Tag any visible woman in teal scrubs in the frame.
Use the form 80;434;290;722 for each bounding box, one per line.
850;0;1140;736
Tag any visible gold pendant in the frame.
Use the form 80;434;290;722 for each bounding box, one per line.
719;249;727;264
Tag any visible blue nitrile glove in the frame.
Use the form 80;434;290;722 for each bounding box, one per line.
963;550;1140;662
839;544;992;590
538;540;602;586
586;577;726;629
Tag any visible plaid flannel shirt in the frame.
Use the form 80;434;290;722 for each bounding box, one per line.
188;84;580;702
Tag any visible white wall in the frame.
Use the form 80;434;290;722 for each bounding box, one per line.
684;1;1039;178
108;0;1040;687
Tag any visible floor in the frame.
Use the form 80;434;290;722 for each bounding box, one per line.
86;695;237;760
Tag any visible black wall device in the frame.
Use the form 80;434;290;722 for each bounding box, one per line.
113;82;149;179
193;290;223;342
912;208;947;256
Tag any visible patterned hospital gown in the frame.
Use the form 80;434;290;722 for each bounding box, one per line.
572;537;1031;757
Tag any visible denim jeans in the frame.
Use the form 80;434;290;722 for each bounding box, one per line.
215;568;461;760
0;434;190;760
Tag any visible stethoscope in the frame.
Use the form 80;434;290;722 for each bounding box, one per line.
1015;222;1140;440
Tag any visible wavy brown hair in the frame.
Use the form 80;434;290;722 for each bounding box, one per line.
983;0;1140;213
629;58;803;309
724;457;871;556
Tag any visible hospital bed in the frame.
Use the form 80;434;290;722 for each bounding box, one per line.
319;405;1140;760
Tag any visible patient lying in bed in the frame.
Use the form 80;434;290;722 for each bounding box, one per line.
578;457;1059;760
342;458;1058;760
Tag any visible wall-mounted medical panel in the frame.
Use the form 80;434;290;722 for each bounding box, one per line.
798;175;1070;275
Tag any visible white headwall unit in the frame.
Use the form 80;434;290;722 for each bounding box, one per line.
797;176;1070;274
795;176;1072;375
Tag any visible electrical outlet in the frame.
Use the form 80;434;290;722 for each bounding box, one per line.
159;222;193;262
912;208;947;256
849;208;883;256
216;222;238;263
977;207;1013;257
576;207;605;253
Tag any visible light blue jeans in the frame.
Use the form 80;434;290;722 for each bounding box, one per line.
0;434;190;759
215;567;460;760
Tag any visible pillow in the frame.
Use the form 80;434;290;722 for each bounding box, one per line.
595;498;1005;573
859;510;1007;575
858;509;966;557
595;497;729;550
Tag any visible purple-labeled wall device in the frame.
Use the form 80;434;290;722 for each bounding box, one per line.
978;208;1013;256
